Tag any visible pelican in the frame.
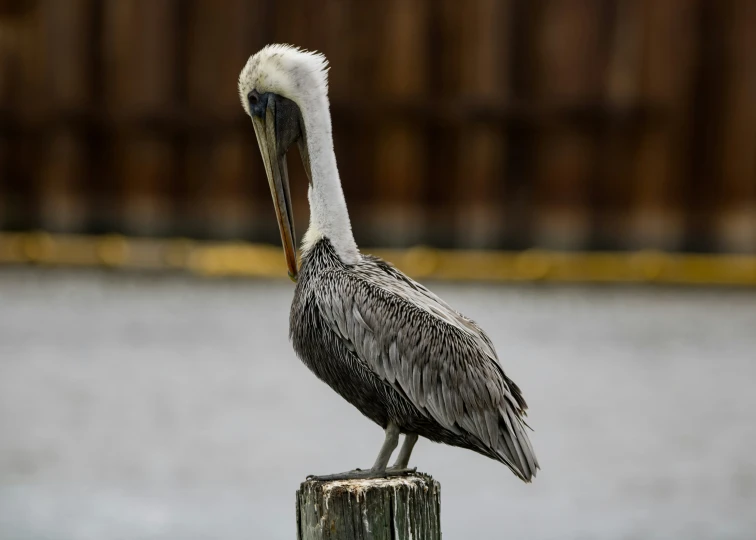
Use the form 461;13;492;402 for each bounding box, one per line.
238;44;539;482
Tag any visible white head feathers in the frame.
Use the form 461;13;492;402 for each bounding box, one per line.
238;44;330;117
238;44;360;264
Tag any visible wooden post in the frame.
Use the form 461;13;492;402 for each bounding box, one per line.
296;474;441;540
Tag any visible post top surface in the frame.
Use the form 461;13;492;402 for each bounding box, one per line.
300;472;437;496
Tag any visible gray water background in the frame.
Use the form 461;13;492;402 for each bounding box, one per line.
0;268;754;540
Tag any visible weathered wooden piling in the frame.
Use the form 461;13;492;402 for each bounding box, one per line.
296;473;441;540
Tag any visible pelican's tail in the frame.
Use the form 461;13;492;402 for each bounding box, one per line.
494;406;540;483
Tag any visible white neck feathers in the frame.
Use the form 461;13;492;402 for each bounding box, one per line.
298;82;360;263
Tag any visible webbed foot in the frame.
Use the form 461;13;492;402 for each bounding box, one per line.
386;466;416;475
306;467;416;482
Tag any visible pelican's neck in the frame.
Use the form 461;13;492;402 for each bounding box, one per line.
300;94;360;264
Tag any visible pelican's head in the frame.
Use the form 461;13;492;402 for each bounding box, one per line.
239;44;330;282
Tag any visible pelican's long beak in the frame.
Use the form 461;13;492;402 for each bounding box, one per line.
251;96;299;282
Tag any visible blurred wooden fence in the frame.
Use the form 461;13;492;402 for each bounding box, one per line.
0;0;754;253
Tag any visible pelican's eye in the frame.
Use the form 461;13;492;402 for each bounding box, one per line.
248;90;269;118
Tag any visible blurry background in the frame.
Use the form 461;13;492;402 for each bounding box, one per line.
1;1;755;540
0;0;753;252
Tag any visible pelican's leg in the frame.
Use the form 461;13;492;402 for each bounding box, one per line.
370;420;400;471
307;422;415;481
389;433;418;470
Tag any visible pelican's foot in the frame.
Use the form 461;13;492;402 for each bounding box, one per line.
306;467;416;482
386;466;416;475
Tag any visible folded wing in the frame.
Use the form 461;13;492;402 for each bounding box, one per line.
314;259;539;481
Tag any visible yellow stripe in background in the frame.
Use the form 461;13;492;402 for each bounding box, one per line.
0;232;753;286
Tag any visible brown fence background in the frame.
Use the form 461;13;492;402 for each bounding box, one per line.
0;0;754;253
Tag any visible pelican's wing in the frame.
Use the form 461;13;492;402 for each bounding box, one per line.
313;256;539;481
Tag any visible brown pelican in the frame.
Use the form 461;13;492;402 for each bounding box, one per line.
238;44;539;482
